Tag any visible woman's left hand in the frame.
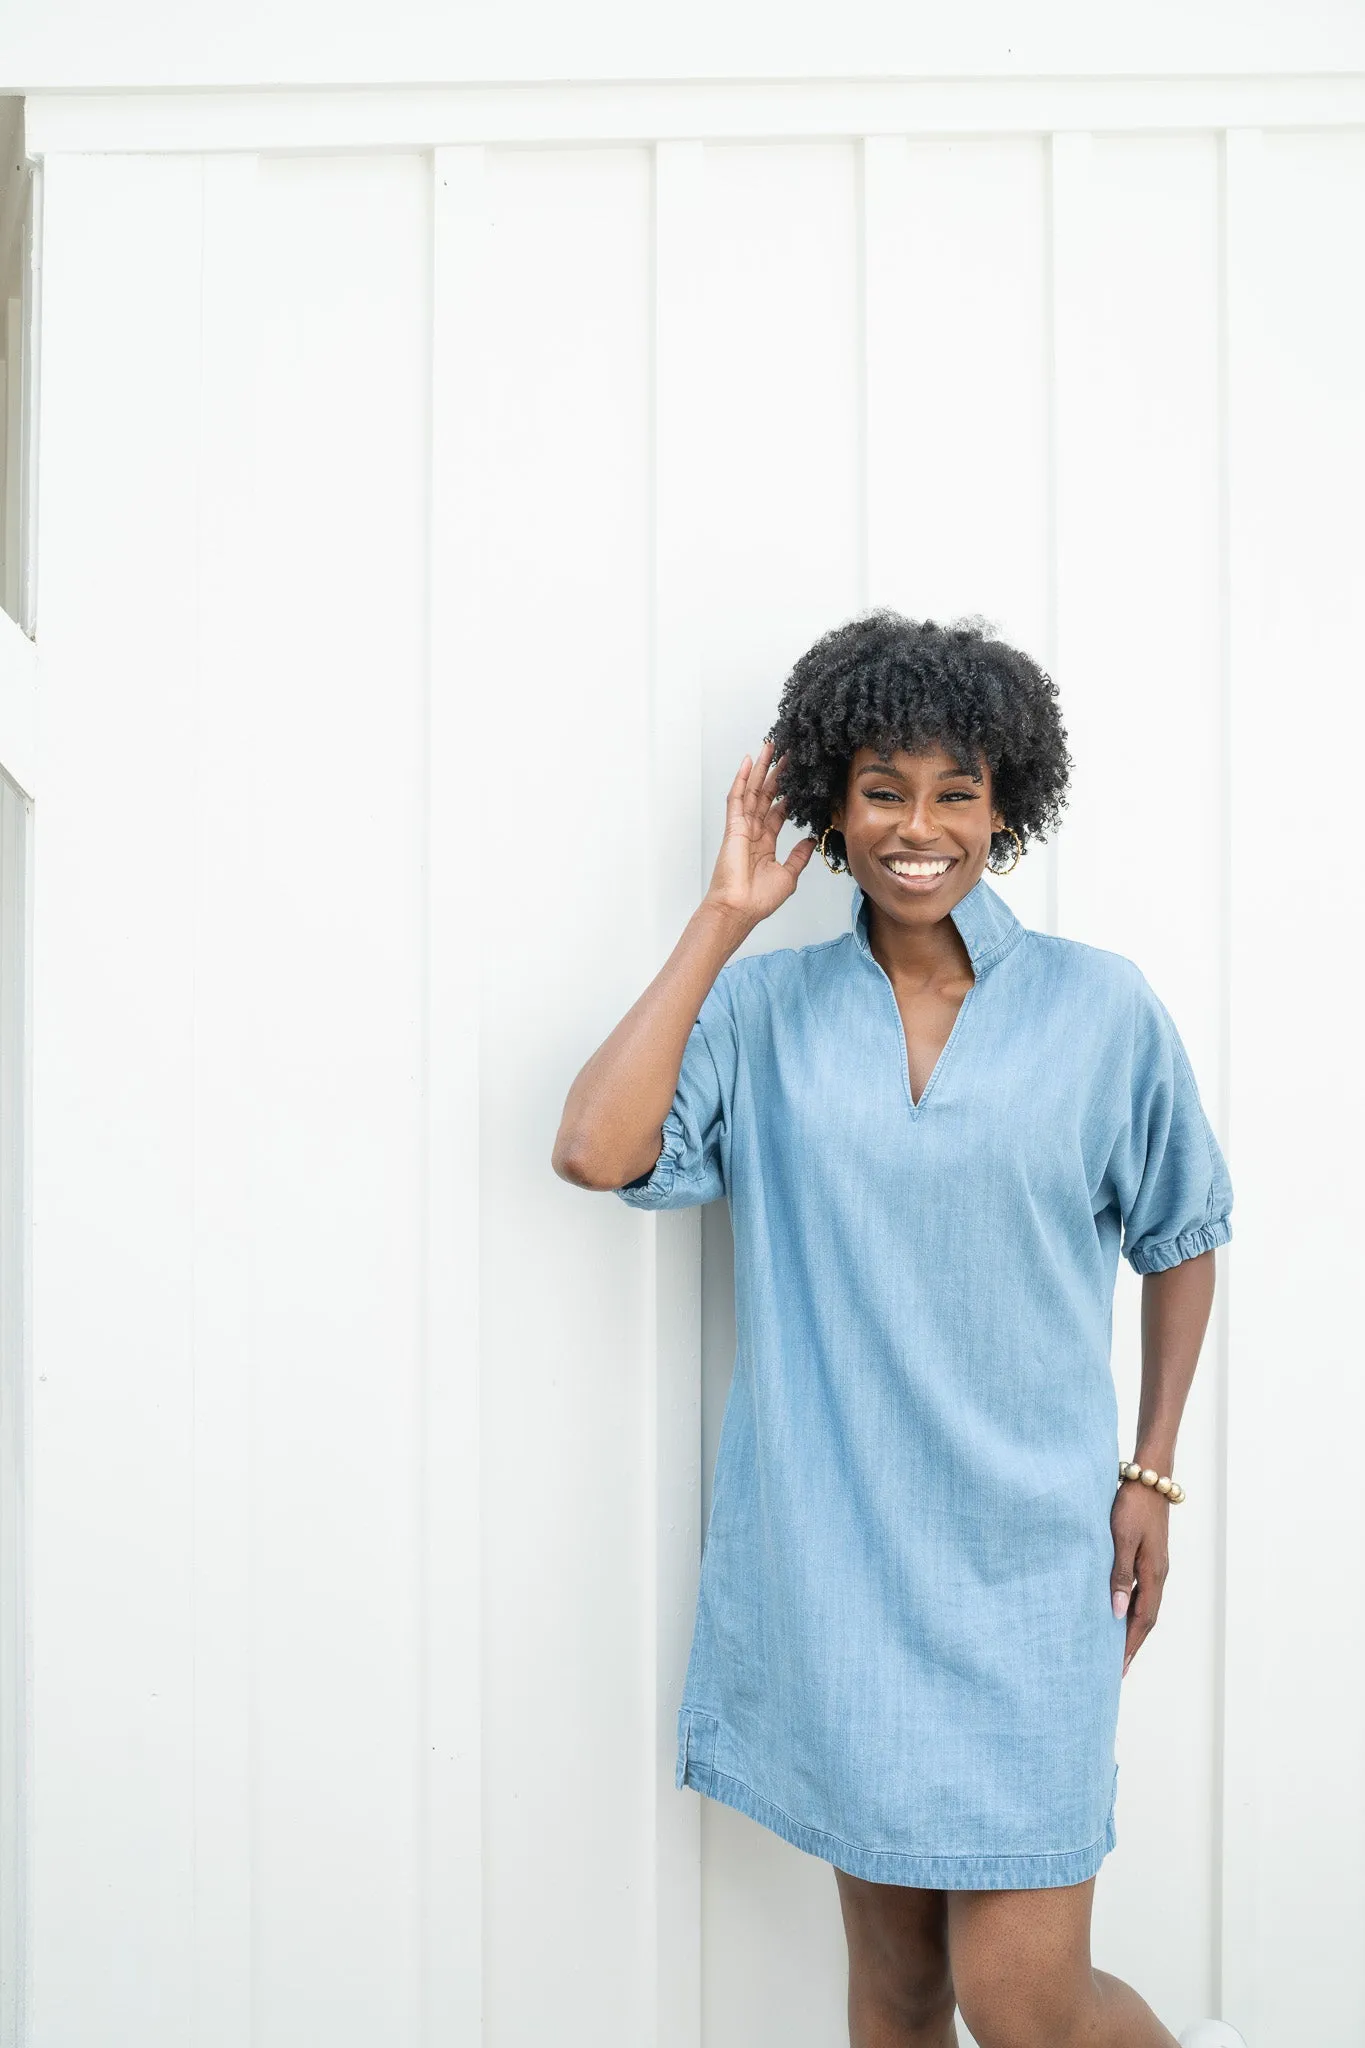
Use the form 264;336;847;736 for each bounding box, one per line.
1109;1482;1170;1677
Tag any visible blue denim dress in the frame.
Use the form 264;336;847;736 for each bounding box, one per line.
616;875;1233;1889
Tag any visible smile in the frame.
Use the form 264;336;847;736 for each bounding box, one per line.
881;855;956;881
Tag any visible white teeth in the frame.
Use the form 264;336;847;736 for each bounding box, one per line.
887;859;951;877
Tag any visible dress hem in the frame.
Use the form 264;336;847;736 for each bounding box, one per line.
680;1756;1117;1891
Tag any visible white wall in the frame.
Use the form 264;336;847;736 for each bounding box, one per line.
3;0;1365;90
16;78;1365;2048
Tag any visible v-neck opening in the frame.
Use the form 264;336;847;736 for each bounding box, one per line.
872;958;978;1115
847;876;1023;1112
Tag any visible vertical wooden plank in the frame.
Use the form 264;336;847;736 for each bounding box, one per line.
0;616;35;803
476;145;655;2048
694;138;862;974
1050;127;1225;2031
694;140;860;2048
863;131;1052;936
1218;132;1266;2036
3;297;19;621
19;169;40;638
650;137;707;2048
248;150;430;2048
191;150;259;2048
1223;125;1365;2048
30;150;203;2045
0;762;33;2048
424;142;487;2048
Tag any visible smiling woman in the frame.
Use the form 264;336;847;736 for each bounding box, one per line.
768;609;1072;885
552;608;1234;2048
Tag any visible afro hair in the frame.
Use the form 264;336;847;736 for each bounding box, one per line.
765;610;1072;870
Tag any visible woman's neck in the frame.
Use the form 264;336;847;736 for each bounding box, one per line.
866;899;975;990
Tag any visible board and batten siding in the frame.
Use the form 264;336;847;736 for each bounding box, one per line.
15;92;1365;2048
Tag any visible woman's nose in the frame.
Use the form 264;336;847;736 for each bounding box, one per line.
895;808;940;839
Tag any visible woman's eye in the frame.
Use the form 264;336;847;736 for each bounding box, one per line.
867;788;900;801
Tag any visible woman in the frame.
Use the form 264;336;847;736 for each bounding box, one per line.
553;613;1241;2048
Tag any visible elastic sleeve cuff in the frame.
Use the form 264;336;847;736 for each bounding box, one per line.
1126;1214;1232;1275
613;1106;689;1209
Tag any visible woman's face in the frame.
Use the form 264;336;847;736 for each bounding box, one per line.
829;742;1006;932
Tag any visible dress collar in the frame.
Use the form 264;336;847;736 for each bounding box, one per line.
849;872;1026;981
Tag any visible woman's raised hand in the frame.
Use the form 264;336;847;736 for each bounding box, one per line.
704;739;819;928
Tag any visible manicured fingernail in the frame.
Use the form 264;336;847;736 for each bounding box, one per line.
1112;1589;1130;1619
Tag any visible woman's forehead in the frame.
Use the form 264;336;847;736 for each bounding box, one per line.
848;742;984;778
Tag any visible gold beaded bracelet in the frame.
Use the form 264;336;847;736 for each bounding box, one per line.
1118;1459;1185;1505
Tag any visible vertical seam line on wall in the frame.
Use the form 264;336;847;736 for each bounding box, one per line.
1211;121;1234;2022
425;144;488;2048
645;138;664;2047
854;139;871;614
1042;133;1060;938
652;140;706;2048
20;160;43;638
418;143;435;2048
191;145;205;2039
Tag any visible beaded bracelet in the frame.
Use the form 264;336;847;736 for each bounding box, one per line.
1118;1459;1185;1505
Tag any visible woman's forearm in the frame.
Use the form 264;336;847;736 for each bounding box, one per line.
551;898;755;1191
553;741;814;1194
1132;1250;1217;1469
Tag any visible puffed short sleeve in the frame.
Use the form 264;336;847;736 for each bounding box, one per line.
613;970;738;1211
1112;976;1234;1275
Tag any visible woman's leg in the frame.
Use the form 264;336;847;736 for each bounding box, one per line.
834;1868;959;2048
946;1878;1180;2048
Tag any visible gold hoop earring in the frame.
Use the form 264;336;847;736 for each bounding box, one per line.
818;827;850;875
987;827;1023;876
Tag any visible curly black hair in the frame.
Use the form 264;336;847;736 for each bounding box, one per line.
764;610;1072;870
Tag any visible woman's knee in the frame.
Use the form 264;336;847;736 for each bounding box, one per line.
836;1872;957;2030
953;1957;1096;2048
860;1958;956;2035
945;1879;1100;2048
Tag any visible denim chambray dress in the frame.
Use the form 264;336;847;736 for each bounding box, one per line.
616;874;1233;1890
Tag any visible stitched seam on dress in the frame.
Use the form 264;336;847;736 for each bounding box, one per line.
1128;1215;1231;1273
700;1765;1111;1865
971;920;1026;978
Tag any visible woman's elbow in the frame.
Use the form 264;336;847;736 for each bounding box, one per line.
552;1126;622;1191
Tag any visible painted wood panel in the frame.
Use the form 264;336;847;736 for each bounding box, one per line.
248;149;432;2048
691;140;865;2048
9;2;1365;96
0;746;33;2048
1050;130;1226;2031
20;106;1364;2048
473;143;658;2048
33;151;204;2046
1222;124;1365;2048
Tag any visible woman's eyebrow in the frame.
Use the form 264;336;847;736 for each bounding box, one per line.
856;760;982;781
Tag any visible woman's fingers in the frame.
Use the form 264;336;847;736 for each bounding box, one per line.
724;755;752;817
744;738;774;802
753;747;788;829
730;744;788;839
1110;1529;1137;1621
1122;1541;1169;1676
756;791;788;849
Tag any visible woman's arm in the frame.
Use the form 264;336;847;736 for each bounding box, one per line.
1109;1248;1217;1674
551;740;816;1192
